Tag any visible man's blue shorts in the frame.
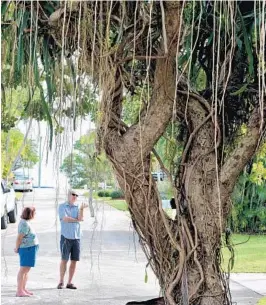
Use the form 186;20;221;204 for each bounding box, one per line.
19;245;39;267
60;235;80;261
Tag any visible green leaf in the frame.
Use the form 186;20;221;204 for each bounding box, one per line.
1;83;6;105
238;7;254;78
15;9;30;84
236;37;243;50
1;1;10;17
67;58;77;91
144;269;148;283
43;3;56;15
42;37;54;105
39;85;53;149
33;55;53;149
206;32;213;46
230;84;248;96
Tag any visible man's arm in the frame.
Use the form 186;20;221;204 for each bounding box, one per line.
78;207;84;221
62;216;81;223
78;203;88;221
59;204;81;223
59;203;88;223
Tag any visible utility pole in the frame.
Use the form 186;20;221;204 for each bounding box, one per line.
38;136;42;188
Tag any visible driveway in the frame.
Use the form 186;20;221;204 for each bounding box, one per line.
1;188;265;305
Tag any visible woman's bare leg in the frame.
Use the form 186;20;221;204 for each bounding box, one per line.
16;267;30;297
22;268;33;295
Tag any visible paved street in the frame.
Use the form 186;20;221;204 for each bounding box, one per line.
1;188;266;305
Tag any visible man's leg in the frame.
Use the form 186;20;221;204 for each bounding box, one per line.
67;239;80;287
59;260;68;284
67;260;77;285
58;235;70;287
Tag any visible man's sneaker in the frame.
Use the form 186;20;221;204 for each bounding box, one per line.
57;283;64;289
66;283;77;289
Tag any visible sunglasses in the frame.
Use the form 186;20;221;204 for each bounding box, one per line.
72;193;79;197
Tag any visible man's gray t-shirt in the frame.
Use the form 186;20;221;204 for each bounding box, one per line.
58;202;81;240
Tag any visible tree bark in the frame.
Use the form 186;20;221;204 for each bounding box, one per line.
97;2;264;305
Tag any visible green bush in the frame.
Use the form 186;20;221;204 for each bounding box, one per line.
98;190;111;197
230;174;266;233
110;190;124;199
98;191;105;197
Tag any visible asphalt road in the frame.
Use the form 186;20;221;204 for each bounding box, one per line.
1;188;265;305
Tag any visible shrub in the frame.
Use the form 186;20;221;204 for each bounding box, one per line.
98;190;111;197
98;191;105;197
104;191;110;197
97;191;110;197
110;190;124;199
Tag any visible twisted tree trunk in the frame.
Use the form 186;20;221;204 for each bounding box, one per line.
97;3;263;305
101;106;261;305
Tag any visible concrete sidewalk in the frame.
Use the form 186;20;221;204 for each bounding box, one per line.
1;189;266;305
230;273;266;305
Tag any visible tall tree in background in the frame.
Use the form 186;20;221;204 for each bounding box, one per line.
60;132;113;189
2;1;265;304
231;143;266;233
1;129;38;178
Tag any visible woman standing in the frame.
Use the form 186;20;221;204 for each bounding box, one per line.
14;207;39;297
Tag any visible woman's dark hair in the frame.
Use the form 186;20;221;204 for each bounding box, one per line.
21;207;36;220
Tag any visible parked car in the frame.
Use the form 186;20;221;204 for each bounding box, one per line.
12;174;33;192
152;171;167;181
1;181;18;229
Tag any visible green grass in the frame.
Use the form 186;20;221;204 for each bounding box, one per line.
95;196;112;201
15;192;23;200
105;199;128;211
257;297;266;305
93;196;266;273
222;234;266;272
83;192;111;201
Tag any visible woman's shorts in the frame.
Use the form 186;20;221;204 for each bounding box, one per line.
19;245;39;267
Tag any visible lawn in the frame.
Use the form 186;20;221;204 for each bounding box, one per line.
15;192;23;200
258;297;266;305
83;191;111;201
104;199;128;211
73;192;128;211
99;198;266;273
222;234;266;273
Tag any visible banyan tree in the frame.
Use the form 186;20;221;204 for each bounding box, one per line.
1;1;265;304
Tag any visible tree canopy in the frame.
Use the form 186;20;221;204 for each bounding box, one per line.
1;128;38;178
2;1;265;145
60;131;113;188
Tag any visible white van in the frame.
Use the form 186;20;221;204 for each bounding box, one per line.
1;181;18;229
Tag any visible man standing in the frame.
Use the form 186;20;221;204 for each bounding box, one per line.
57;190;87;289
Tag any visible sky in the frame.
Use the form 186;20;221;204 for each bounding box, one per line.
9;54;97;190
17;116;95;189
